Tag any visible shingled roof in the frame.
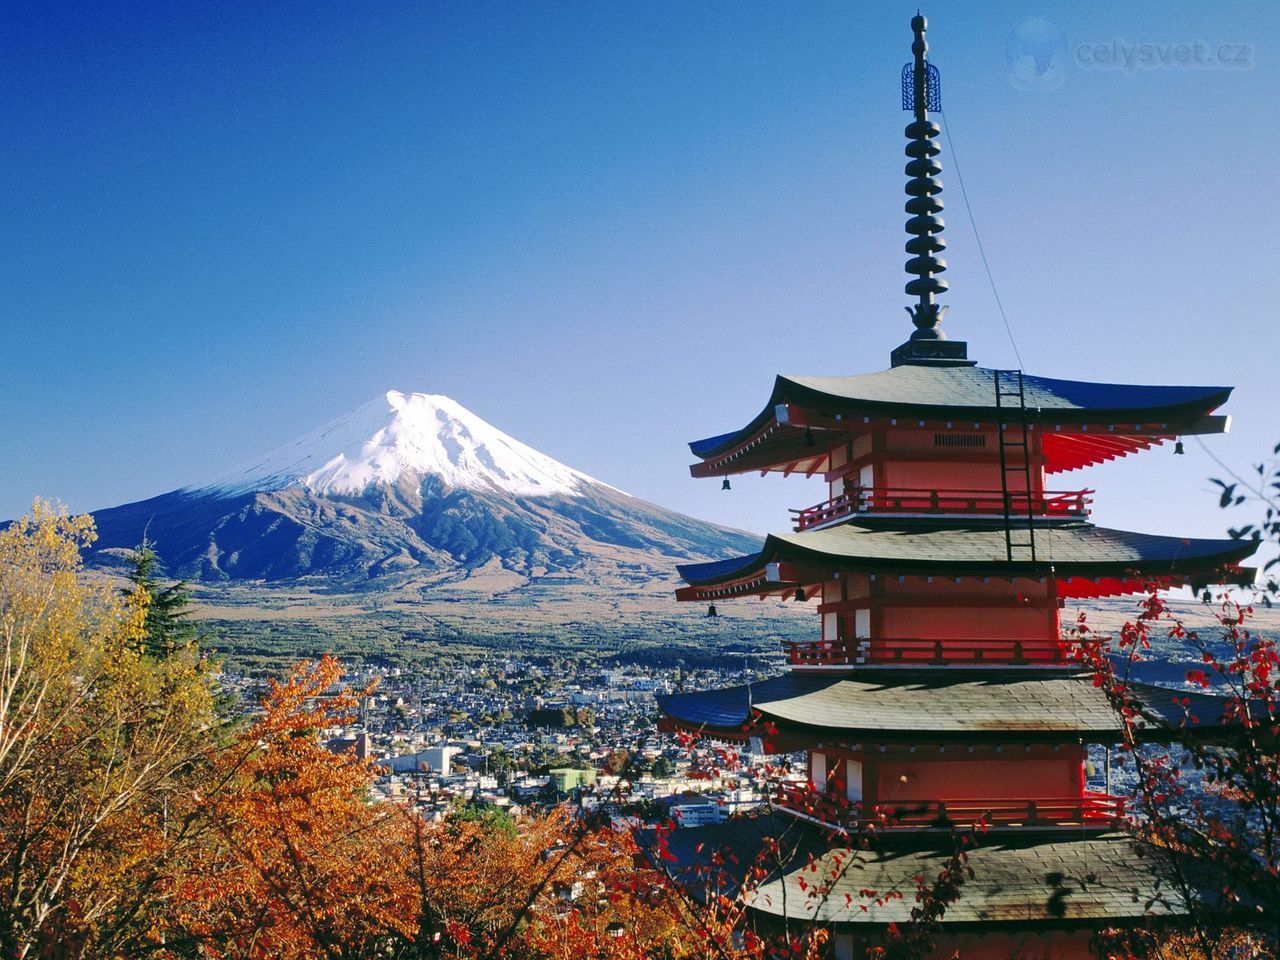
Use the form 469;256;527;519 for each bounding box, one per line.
644;813;1194;927
676;520;1256;587
749;834;1188;925
690;366;1230;460
657;670;1232;743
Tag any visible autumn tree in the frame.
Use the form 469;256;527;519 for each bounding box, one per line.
392;805;687;960
163;656;413;959
1068;451;1280;958
0;502;975;960
160;656;696;960
600;748;632;776
0;501;216;959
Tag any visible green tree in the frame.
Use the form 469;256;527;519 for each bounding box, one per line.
121;538;198;657
486;746;515;774
651;757;675;778
450;799;517;837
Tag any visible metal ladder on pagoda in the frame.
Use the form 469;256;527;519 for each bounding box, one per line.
994;370;1037;564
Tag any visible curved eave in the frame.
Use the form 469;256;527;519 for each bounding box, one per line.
689;369;1231;476
675;522;1257;598
744;834;1191;927
657;673;1245;745
780;370;1232;425
641;816;1210;929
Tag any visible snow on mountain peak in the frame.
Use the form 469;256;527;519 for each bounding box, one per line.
193;391;609;498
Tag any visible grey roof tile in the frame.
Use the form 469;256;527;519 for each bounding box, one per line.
678;521;1255;584
658;672;1231;739
646;817;1189;926
690;366;1230;458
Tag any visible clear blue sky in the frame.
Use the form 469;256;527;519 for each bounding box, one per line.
2;0;1276;542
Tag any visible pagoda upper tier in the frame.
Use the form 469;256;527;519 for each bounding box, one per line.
690;365;1230;477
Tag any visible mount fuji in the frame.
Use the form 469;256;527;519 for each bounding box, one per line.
84;391;759;583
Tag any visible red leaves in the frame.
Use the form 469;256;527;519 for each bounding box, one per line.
446;920;472;946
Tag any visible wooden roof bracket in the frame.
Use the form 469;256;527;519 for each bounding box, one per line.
1182;414;1230;436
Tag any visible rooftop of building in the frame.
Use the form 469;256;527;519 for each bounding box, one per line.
657;669;1239;744
643;813;1200;927
675;519;1256;598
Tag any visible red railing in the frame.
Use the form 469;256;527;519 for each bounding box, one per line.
784;637;1068;668
774;782;1125;831
791;487;1093;531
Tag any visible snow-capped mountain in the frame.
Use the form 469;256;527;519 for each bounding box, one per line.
85;392;758;583
196;391;610;499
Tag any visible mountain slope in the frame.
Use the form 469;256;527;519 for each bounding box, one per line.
197;392;606;499
85;392;758;583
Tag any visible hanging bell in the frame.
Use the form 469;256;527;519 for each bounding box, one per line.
707;603;718;617
803;428;816;448
794;586;806;602
1174;439;1185;455
721;477;732;490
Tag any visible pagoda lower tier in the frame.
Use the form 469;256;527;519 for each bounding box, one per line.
657;669;1236;746
658;669;1235;835
644;814;1223;956
653;671;1249;951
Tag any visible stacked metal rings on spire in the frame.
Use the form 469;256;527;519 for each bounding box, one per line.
904;14;947;335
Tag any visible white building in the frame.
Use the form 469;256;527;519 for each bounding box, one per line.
385;744;459;775
672;802;726;827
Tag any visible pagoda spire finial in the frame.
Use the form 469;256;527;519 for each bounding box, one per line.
891;14;972;367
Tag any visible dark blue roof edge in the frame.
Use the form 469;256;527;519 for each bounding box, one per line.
688;431;741;458
659;678;1247;738
688;372;1231;462
678;528;1257;587
688;375;791;458
676;550;766;583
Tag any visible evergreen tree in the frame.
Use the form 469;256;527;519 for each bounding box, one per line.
122;539;197;657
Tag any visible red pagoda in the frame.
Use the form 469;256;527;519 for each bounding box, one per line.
655;15;1258;958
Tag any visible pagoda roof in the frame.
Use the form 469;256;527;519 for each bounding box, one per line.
657;670;1232;743
676;520;1255;593
646;815;1193;927
690;366;1230;474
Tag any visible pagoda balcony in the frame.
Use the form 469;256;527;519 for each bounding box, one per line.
790;487;1093;531
783;637;1068;669
774;782;1126;833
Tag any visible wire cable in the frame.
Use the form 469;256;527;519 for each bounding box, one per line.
938;110;1025;372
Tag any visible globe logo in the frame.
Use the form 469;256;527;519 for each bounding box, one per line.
1006;18;1069;90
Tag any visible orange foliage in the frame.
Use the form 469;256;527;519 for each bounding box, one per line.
0;509;862;960
167;657;413;958
159;658;697;960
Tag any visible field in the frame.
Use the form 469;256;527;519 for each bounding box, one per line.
186;566;814;672
178;563;1280;678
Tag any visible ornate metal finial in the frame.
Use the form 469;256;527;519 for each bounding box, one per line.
891;14;972;367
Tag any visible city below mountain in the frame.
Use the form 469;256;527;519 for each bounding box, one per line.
85;391;758;583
